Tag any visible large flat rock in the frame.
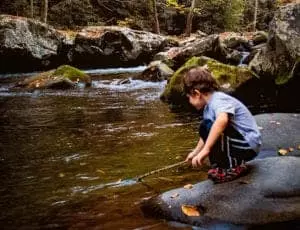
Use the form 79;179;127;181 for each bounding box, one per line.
141;113;300;227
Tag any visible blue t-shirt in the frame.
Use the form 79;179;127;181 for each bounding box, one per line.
203;91;262;153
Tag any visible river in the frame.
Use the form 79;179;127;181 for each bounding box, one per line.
0;68;207;229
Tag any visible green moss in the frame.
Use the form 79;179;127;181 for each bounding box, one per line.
161;56;204;101
275;58;300;85
53;65;91;83
161;56;258;105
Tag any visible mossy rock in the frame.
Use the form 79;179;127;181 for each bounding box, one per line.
17;65;91;89
160;56;259;107
275;57;300;85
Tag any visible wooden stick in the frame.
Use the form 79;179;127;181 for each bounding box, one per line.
136;160;186;181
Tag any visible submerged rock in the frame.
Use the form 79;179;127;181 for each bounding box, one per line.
134;61;174;82
141;113;300;227
16;65;91;89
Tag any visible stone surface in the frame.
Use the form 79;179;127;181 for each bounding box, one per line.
141;113;300;227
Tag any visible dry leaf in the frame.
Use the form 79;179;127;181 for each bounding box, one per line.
59;173;65;178
298;145;300;150
171;193;179;198
278;149;288;156
184;184;193;189
276;122;281;125
288;147;294;152
158;177;173;182
181;205;200;216
96;169;106;174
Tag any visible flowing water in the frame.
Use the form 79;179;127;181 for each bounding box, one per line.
0;68;208;229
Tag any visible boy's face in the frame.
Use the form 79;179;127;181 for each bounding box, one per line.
186;89;206;110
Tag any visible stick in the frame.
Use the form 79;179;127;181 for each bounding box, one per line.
136;160;186;181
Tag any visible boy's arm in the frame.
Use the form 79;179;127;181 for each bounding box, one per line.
192;112;229;167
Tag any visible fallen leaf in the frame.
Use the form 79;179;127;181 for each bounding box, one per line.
278;149;288;156
171;193;179;198
298;145;300;150
184;184;193;189
270;120;276;123
58;173;65;178
96;169;106;174
276;122;281;125
158;177;173;182
288;147;294;152
258;126;263;130
181;205;200;216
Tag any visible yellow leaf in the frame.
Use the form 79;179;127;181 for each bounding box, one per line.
158;177;173;182
171;193;179;198
96;169;106;174
183;184;193;189
298;145;300;150
278;149;288;156
59;173;65;178
288;147;294;152
181;205;200;216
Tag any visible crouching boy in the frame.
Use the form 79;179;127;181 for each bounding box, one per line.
184;67;262;183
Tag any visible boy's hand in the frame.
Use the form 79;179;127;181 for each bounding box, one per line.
185;151;199;163
191;148;210;167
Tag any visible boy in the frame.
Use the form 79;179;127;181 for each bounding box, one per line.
183;67;261;183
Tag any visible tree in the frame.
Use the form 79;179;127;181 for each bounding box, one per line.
185;0;196;36
30;0;34;18
152;0;160;34
41;0;48;23
253;0;258;31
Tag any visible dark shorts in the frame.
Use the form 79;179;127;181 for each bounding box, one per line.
199;119;257;169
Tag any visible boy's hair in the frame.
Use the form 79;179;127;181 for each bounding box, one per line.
183;67;220;95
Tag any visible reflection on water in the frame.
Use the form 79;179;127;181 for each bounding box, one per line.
0;72;204;229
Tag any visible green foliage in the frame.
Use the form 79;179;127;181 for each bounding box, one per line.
166;0;179;7
223;0;245;31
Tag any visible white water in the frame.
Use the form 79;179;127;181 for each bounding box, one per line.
0;66;147;78
238;51;250;67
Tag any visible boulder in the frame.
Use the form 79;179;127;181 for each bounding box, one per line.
160;56;259;108
70;26;178;68
141;113;300;227
153;35;219;70
249;3;300;85
15;65;91;89
134;61;174;82
0;15;65;73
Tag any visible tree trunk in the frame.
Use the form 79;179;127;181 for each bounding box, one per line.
253;0;258;31
185;0;196;37
41;0;48;23
152;0;160;34
30;0;34;18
